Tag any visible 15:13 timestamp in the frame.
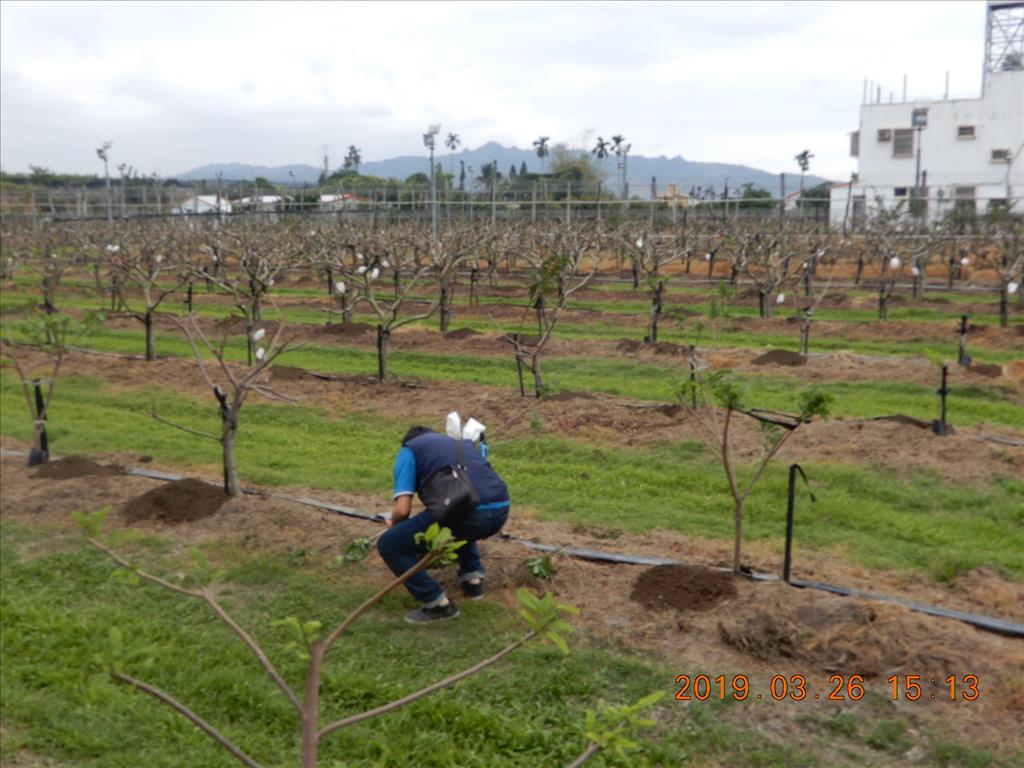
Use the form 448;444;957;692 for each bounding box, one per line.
888;674;979;701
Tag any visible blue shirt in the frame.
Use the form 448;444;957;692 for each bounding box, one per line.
393;439;509;510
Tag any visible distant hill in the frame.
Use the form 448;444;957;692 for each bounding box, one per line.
175;141;827;197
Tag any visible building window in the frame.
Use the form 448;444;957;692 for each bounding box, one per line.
991;148;1011;162
850;131;859;157
954;186;976;215
893;129;914;157
957;125;976;139
893;187;908;198
877;129;892;142
852;196;866;222
988;199;1008;212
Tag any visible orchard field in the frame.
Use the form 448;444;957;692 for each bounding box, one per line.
1;213;1022;768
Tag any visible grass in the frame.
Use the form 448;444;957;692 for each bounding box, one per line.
3;372;1022;581
0;520;872;768
4;277;1022;364
2;314;1021;428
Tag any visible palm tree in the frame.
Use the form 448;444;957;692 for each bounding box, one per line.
533;136;550;174
795;149;813;193
610;135;627;198
344;145;362;173
445;132;460;177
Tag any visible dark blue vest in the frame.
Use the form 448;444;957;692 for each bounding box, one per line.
406;433;509;506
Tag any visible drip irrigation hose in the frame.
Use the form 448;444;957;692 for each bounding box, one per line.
3;448;1020;638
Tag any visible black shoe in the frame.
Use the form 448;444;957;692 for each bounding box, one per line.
460;580;485;601
405;600;460;624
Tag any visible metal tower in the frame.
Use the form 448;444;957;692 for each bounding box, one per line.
985;0;1024;87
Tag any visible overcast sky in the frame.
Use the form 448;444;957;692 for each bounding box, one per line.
0;0;987;180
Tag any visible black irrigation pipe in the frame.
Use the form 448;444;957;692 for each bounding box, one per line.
3;448;1021;638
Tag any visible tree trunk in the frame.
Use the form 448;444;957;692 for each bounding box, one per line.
377;325;390;382
530;356;544;399
800;315;812;355
854;254;864;285
733;497;745;575
758;290;769;319
440;285;450;332
301;645;322;768
144;310;155;361
222;424;240;496
999;283;1009;328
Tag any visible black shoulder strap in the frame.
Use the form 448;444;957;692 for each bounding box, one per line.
453;436;467;468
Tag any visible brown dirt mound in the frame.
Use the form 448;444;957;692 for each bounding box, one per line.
443;328;481;340
717;593;972;678
873;414;932;429
616;339;643;353
271;365;310;381
544;390;598;402
121;478;229;524
32;456;119;480
321;322;375;337
751;349;807;366
651;341;690;356
630;564;738;613
967;362;1003;378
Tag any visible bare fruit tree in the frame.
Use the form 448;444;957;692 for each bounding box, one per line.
622;230;681;342
506;225;599;397
1;310;104;465
153;313;295;495
677;371;832;574
107;224;187;361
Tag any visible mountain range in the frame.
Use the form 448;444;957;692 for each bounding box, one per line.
175;141;828;197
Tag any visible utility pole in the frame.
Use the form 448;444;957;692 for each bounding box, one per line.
423;124;441;244
96;141;113;223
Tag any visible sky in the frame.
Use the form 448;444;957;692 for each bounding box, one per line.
0;0;987;181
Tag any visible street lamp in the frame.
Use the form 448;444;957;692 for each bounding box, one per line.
423;124;441;243
912;107;928;192
96;141;113;223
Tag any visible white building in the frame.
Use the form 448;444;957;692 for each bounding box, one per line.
173;194;233;215
831;1;1024;225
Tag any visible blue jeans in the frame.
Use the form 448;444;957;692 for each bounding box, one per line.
377;505;510;604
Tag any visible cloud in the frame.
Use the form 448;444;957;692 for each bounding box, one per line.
0;0;987;179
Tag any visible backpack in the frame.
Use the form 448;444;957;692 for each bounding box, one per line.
420;438;480;526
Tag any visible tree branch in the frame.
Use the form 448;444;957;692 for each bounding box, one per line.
149;409;220;441
111;672;262;768
318;631;534;739
200;589;304;715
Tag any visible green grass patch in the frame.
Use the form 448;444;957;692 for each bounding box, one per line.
1;520;835;768
3;373;1021;581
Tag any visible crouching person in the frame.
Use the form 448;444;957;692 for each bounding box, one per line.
377;426;510;624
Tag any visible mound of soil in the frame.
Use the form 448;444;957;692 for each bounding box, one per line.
717;593;971;678
651;341;690;356
322;322;375;337
32;456;119;480
873;414;932;430
443;328;481;340
271;364;310;381
751;349;807;367
544;390;597;402
967;362;1003;378
121;478;229;525
630;564;738;613
615;339;691;356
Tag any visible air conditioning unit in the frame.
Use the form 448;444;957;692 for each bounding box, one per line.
877;129;892;142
